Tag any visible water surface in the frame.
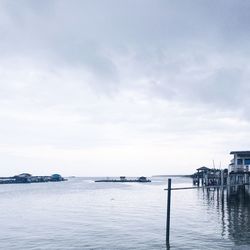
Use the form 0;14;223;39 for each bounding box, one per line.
0;177;249;249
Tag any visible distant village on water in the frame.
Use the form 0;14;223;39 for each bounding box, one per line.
1;151;250;190
0;173;66;184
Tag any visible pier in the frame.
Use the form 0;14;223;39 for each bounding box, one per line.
165;150;250;247
192;151;250;195
95;176;151;183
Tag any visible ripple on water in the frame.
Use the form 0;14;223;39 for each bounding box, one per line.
0;177;249;249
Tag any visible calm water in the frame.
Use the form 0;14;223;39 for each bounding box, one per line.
0;177;250;250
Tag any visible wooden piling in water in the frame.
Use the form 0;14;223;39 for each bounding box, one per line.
166;178;172;247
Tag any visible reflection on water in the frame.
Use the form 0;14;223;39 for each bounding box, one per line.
227;190;250;246
196;187;250;249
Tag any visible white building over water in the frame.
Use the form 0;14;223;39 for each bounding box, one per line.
229;151;250;173
229;151;250;195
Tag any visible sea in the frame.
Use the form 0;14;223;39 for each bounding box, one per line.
0;177;249;250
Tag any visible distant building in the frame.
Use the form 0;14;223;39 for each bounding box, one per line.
51;174;63;181
229;151;250;173
15;173;32;178
0;173;66;184
196;166;211;173
138;176;147;182
14;173;32;183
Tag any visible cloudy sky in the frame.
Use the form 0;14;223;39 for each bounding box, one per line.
1;0;250;176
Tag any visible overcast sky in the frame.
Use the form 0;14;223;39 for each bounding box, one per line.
1;0;250;176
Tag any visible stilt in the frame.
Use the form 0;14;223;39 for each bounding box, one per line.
166;178;172;247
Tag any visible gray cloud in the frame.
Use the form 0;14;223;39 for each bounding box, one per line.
0;0;250;175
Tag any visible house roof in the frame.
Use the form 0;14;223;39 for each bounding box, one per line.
230;151;250;155
197;166;210;171
18;173;32;177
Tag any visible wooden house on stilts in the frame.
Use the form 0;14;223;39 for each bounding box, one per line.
193;151;250;195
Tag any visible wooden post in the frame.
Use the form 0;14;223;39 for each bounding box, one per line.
221;170;224;187
221;169;224;198
166;178;172;247
227;174;231;196
197;170;200;186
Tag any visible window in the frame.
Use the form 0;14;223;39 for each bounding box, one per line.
245;159;250;165
237;159;243;165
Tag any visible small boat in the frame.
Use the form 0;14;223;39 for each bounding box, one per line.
95;176;151;183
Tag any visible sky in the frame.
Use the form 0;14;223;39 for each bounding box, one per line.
1;0;250;176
